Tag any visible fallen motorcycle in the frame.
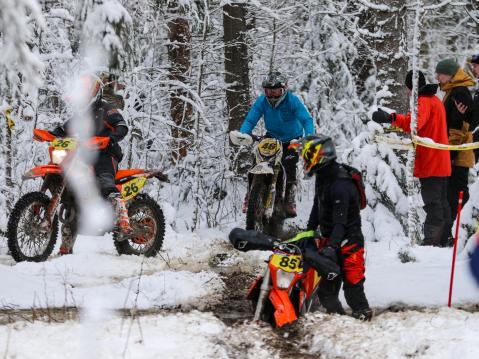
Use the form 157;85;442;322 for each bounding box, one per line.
229;228;340;327
7;129;167;262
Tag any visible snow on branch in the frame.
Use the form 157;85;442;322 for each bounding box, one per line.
358;0;395;12
0;0;45;94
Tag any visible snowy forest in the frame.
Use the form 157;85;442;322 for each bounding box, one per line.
1;0;479;358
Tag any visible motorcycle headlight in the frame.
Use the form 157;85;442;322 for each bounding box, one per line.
276;269;295;289
52;149;67;164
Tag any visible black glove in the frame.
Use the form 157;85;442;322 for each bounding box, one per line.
372;109;393;124
319;245;338;264
50;126;66;138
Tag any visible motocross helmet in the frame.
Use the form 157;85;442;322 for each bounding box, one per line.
67;71;123;107
297;134;337;176
262;71;288;108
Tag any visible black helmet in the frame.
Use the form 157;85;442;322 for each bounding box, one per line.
262;71;288;108
297;134;337;176
262;71;287;89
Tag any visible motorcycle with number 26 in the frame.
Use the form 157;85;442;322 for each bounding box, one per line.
7;129;167;262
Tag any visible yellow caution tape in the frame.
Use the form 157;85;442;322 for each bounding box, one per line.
413;135;479;151
375;134;479;151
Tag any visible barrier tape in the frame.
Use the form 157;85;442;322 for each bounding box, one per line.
375;134;479;151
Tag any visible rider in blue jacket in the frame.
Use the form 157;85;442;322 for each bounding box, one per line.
232;71;314;217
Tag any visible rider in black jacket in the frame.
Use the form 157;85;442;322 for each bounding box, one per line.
52;72;130;254
298;134;372;321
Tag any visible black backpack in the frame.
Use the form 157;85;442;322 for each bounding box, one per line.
338;164;367;210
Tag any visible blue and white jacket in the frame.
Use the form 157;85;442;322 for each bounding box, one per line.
239;91;314;142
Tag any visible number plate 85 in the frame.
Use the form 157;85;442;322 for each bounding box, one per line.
270;254;303;272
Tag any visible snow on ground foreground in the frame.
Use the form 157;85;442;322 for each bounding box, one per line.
1;308;479;358
301;308;479;359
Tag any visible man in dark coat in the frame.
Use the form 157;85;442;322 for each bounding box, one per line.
435;58;475;245
298;134;372;321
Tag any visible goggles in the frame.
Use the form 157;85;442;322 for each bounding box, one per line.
264;87;284;99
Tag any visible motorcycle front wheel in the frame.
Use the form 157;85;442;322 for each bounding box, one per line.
7;192;59;262
246;177;269;232
113;194;165;257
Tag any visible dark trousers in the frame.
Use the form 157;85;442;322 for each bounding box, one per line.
419;177;451;246
281;142;299;185
317;234;370;313
94;152;119;198
447;165;470;235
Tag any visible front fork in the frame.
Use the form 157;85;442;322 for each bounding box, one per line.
41;182;65;228
254;266;271;321
264;168;280;218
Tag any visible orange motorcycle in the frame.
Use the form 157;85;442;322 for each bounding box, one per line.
7;129;167;262
229;228;340;327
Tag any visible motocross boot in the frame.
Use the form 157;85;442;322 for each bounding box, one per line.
58;225;76;255
108;192;132;238
352;308;373;321
284;182;297;218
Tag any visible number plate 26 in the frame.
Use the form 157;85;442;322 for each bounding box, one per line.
270;254;303;272
121;177;146;200
52;138;77;150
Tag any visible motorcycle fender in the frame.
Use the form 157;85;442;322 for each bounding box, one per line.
249;162;274;175
269;288;298;327
23;165;62;180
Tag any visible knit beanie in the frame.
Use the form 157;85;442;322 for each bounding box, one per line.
405;70;426;90
435;58;459;76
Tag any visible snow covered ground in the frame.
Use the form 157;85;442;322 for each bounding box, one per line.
1;204;479;358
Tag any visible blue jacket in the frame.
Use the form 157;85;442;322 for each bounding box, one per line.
239;92;314;142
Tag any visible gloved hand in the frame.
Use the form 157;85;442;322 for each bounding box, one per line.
319;245;338;264
229;130;253;146
50;126;66;138
371;108;393;124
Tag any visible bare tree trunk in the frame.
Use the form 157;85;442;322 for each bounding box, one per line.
371;1;408;113
223;3;252;176
168;2;193;163
223;3;251;133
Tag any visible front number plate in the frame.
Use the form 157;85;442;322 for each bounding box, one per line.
52;138;77;150
270;254;303;273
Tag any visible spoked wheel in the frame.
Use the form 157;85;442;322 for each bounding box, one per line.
114;194;165;257
245;177;269;232
7;192;58;262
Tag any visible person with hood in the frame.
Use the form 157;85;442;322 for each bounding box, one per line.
436;58;475;245
454;55;479;162
372;70;451;246
230;71;314;218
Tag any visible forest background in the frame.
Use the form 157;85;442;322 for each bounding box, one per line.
1;0;479;253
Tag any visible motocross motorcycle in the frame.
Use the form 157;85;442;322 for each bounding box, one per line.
243;135;287;236
229;228;340;328
7;129;167;262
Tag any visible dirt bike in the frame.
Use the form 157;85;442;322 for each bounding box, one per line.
7;129;167;262
229;228;340;328
239;135;288;237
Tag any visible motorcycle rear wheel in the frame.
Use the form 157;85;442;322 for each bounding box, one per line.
113;194;165;257
7;192;59;262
